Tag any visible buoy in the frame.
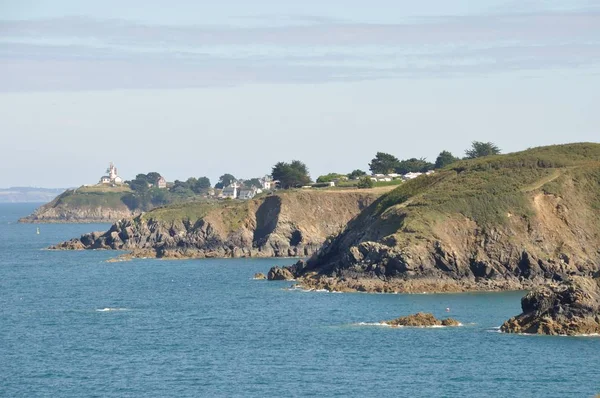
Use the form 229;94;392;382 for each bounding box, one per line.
445;307;450;312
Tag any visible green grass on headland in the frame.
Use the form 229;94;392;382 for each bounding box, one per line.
375;143;600;226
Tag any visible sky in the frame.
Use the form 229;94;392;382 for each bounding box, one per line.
0;0;599;188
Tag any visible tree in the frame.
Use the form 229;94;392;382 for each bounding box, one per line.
215;173;236;189
357;176;374;189
465;141;501;159
149;188;170;206
271;160;311;189
194;177;211;192
395;158;433;174
434;151;459;169
128;178;149;193
146;172;162;184
245;178;262;188
369;152;400;174
348;169;367;180
186;177;198;188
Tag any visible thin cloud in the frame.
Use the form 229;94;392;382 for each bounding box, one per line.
0;10;598;91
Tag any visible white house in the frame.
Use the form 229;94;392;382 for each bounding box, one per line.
403;172;423;180
222;182;240;199
260;175;275;190
239;186;260;200
99;162;123;185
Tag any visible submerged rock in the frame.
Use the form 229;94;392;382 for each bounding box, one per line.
501;277;600;336
253;273;267;280
267;266;295;281
383;312;461;327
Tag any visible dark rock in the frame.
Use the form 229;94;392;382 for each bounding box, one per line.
267;266;296;281
383;312;461;327
501;277;600;335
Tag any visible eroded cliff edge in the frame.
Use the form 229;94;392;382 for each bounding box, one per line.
51;189;388;258
270;143;600;293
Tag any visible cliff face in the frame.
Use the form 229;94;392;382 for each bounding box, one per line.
273;144;600;293
19;187;136;223
51;189;386;258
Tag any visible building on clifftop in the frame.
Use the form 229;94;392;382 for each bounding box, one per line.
99;162;123;185
221;182;240;199
156;176;167;189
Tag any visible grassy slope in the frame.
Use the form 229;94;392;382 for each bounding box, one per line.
53;186;132;209
374;143;600;232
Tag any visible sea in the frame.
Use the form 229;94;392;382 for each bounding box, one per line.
1;203;599;397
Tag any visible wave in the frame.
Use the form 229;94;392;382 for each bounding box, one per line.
355;322;392;327
494;327;600;337
355;322;463;328
285;286;342;293
95;307;129;312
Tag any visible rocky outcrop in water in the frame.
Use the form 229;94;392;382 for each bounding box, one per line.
268;144;600;293
50;190;386;259
253;273;267;280
501;277;600;335
267;267;296;280
383;312;461;327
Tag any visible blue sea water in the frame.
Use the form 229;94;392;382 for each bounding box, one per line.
1;203;599;398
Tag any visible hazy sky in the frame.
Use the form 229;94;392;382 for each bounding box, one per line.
1;0;599;188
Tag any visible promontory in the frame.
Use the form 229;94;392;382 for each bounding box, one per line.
268;143;600;293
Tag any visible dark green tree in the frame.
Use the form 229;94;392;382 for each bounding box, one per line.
149;188;170;206
186;177;198;188
146;172;162;184
348;169;367;179
395;158;433;174
194;177;211;193
272;160;311;189
434;151;459;169
215;173;236;189
369;152;400;174
128;178;149;193
465;141;501;159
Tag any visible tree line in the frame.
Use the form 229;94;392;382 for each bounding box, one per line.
368;141;501;174
121;141;502;208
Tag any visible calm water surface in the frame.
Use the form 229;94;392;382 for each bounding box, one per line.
1;203;599;397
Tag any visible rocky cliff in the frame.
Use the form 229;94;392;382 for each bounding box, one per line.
501;276;600;335
270;143;600;293
19;187;136;223
51;189;389;258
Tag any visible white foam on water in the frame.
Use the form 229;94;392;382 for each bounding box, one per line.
95;307;129;312
357;322;463;328
496;328;600;337
355;322;392;327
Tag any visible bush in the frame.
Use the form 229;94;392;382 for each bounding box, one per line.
357;176;374;189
